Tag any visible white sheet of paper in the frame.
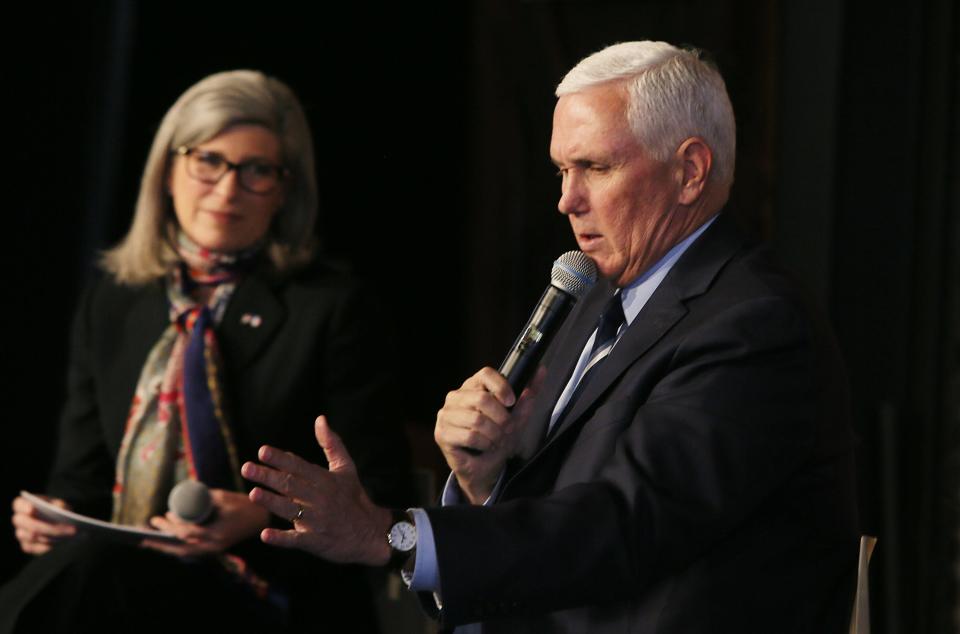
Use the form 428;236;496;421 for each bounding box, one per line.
21;491;182;544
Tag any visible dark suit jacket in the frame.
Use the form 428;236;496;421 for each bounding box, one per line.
6;257;413;632
426;215;859;633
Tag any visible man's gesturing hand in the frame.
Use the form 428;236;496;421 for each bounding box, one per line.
241;415;392;566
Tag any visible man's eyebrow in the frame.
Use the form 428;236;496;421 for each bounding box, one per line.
553;158;605;168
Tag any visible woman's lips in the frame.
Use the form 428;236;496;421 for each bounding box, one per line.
202;209;242;223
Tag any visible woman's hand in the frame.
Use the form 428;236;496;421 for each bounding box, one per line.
11;494;77;555
141;489;270;558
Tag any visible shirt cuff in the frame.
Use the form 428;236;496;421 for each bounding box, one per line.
406;469;506;592
441;470;505;507
405;507;439;591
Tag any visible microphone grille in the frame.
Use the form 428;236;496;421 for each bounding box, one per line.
551;251;598;298
168;479;213;524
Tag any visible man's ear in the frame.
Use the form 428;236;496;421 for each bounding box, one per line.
676;137;712;205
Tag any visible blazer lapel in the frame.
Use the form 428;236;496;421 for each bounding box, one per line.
100;284;169;451
508;215;747;482
217;272;286;370
544;284;687;444
513;281;612;461
125;282;171;356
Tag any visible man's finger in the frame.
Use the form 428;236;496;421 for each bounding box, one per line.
254;445;326;481
438;404;508;445
458;367;517;407
445;389;513;429
248;486;301;521
260;527;302;550
314;415;356;474
475;367;517;407
241;460;315;499
436;415;500;453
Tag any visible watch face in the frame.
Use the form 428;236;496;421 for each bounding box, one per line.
389;521;417;552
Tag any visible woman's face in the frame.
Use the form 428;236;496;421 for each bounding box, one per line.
168;124;286;252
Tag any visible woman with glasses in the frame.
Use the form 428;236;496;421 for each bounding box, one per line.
2;70;411;633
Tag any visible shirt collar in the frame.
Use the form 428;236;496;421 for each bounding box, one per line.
619;214;718;326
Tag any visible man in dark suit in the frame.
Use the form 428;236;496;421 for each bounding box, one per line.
242;40;859;633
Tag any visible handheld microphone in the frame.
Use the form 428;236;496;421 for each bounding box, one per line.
460;251;597;457
168;480;216;524
498;250;598;394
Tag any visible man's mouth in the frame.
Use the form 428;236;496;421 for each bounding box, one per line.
576;233;602;249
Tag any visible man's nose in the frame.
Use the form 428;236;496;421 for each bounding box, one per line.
557;172;587;215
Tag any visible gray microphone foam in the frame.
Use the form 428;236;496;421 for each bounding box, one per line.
551;251;598;298
168;479;214;524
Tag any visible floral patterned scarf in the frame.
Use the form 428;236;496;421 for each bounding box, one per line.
112;232;256;525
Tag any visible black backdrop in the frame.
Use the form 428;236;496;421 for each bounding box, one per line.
4;2;957;632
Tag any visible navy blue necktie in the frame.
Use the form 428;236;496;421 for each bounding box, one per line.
546;291;626;440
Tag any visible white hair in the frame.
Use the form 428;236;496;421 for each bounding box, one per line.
556;41;736;187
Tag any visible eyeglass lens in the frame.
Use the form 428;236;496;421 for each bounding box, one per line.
186;150;282;193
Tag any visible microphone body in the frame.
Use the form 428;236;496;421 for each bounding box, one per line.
498;285;577;395
168;479;216;524
497;250;598;396
458;251;597;456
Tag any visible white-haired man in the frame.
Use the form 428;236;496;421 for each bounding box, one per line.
243;41;859;633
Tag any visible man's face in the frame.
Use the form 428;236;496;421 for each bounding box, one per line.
550;84;684;287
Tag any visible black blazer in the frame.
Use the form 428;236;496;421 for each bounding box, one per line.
14;258;413;631
426;216;859;633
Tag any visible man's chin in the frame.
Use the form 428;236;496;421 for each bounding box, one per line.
593;261;627;286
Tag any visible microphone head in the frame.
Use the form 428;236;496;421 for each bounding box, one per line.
551;251;598;299
168;479;214;524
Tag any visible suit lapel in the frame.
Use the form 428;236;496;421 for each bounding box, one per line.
544;284;687;444
217;271;286;370
506;215;747;487
514;281;612;461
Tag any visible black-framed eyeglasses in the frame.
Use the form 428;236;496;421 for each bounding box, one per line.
173;146;288;194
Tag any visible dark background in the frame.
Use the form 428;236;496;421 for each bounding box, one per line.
4;1;957;632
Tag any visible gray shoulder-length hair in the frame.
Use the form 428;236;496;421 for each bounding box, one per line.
556;41;736;188
102;69;318;284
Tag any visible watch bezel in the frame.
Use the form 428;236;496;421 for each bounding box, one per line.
386;509;417;571
388;519;417;552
